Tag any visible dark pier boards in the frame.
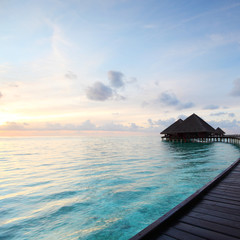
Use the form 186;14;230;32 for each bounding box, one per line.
130;158;240;240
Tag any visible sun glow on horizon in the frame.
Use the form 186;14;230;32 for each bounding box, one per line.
0;113;21;126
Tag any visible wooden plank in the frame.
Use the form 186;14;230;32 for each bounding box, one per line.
221;179;240;183
220;178;240;182
210;185;240;192
224;171;240;175
214;184;240;190
218;183;240;188
196;203;240;216
155;234;177;240
192;207;240;222
186;211;240;229
162;227;205;240
220;177;240;181
209;188;240;197
207;192;240;201
202;195;240;206
201;199;240;210
215;184;240;190
213;187;240;194
179;215;240;238
220;181;240;185
216;179;240;184
207;192;240;202
174;222;239;240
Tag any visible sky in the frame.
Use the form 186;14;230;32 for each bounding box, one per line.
1;0;240;136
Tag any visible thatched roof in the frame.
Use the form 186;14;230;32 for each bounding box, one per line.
161;113;216;135
160;119;183;134
173;113;215;133
215;127;225;135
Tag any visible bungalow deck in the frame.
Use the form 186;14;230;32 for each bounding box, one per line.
130;158;240;240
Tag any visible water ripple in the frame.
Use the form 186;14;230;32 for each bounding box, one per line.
0;136;239;240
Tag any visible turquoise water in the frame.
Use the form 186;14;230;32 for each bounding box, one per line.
0;136;240;240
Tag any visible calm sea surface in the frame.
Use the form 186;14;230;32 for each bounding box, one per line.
0;135;240;240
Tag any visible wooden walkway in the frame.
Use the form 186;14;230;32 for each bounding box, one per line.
130;158;240;240
162;135;240;145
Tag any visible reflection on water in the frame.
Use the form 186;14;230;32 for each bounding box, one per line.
0;136;239;240
165;141;212;159
164;142;213;169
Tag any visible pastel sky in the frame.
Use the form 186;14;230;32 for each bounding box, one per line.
1;0;240;135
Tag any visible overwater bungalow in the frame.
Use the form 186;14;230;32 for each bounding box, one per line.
161;113;216;140
160;118;183;139
215;127;225;136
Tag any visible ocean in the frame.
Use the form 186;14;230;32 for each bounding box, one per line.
0;135;239;240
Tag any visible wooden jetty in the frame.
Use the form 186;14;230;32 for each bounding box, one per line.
160;113;240;145
163;135;240;145
130;158;240;240
130;113;240;239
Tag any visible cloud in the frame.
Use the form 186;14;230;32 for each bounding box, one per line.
44;120;141;132
99;121;142;131
148;118;175;128
210;112;236;118
210;112;226;116
178;114;187;120
126;77;137;84
78;120;97;130
203;104;219;110
157;92;179;106
0;91;2;98
45;120;97;131
229;113;235;118
108;71;124;88
65;71;77;79
209;119;240;134
113;93;126;101
230;78;240;96
86;81;113;101
178;102;194;110
155;92;194;109
86;71;128;101
0;122;28;130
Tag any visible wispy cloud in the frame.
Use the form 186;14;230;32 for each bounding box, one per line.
65;71;77;79
168;2;240;32
154;92;194;110
179;102;194;110
46;120;97;131
210;112;227;116
210;112;236;118
148;118;175;128
209;119;240;134
203;104;220;110
0;122;28;130
45;120;142;132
